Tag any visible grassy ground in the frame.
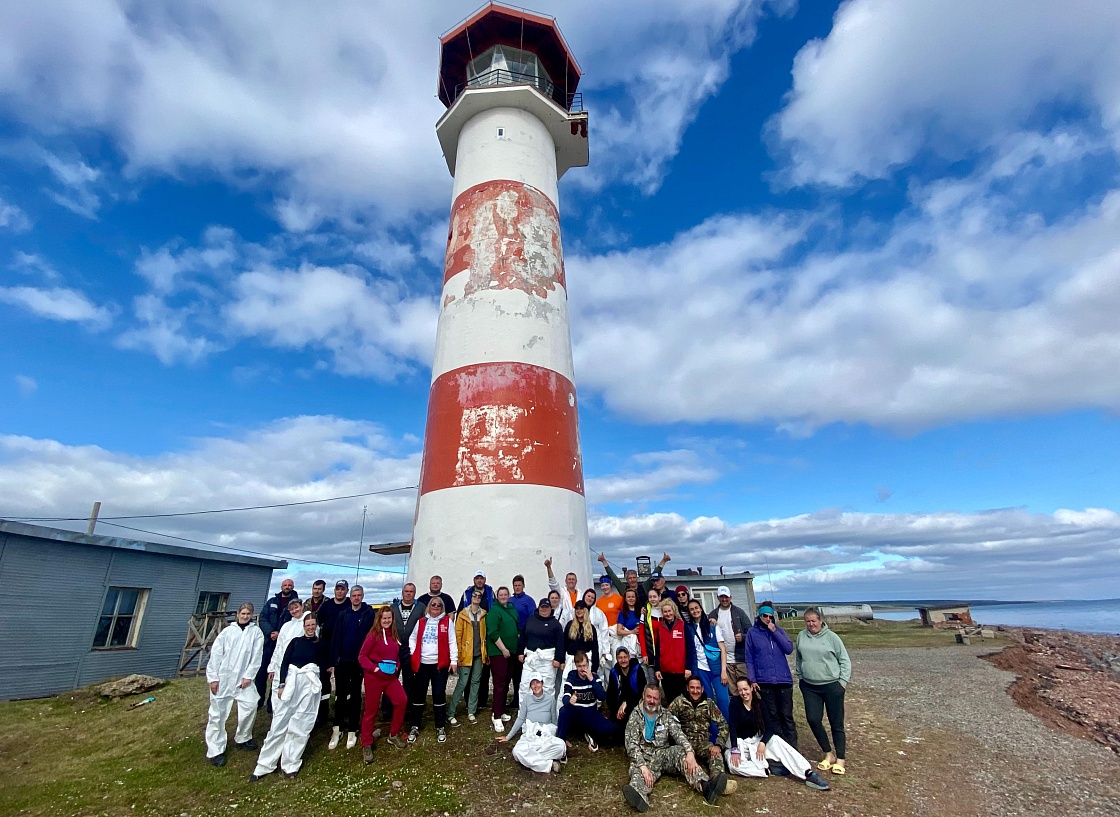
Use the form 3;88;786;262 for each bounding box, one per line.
0;621;991;817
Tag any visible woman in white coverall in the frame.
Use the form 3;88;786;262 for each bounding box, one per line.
251;613;325;780
205;603;264;766
266;599;310;707
497;673;567;774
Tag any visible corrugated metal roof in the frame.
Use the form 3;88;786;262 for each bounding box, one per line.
0;520;288;569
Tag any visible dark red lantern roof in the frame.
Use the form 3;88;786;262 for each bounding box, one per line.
438;3;582;111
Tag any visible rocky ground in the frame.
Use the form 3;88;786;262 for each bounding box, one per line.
855;642;1120;817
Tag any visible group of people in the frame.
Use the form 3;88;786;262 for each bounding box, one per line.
203;553;853;809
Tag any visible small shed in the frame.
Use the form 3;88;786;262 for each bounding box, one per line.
671;571;756;618
818;603;874;623
0;520;286;700
919;604;973;627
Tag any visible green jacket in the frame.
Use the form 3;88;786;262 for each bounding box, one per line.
668;693;729;751
624;704;694;768
486;600;520;655
795;625;852;686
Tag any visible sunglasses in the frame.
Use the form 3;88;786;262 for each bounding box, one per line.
760;614;773;620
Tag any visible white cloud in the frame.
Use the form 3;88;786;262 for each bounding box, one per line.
10;252;60;281
41;150;102;218
0;196;31;231
115;294;218;364
589;505;1120;599
0;284;112;327
0;0;770;220
587;449;722;505
569;133;1120;431
0;416;421;596
771;0;1120;187
14;375;37;397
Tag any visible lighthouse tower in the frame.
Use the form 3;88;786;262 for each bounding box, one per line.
407;5;592;598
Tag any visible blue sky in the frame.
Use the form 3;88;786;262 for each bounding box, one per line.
2;0;1119;601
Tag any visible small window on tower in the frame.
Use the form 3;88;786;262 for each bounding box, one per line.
496;127;505;138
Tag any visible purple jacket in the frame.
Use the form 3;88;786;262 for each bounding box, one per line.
744;621;794;684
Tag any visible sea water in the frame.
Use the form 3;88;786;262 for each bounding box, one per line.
875;598;1120;635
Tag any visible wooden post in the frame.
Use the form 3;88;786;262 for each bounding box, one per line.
87;502;101;535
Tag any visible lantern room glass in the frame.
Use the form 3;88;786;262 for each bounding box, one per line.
466;45;554;96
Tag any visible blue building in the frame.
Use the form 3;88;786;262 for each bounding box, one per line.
0;520;286;701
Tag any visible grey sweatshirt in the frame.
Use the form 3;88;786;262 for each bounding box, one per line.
506;691;558;739
795;625;852;687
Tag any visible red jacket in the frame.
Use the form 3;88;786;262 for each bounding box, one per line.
653;617;687;674
410;615;452;671
358;627;401;677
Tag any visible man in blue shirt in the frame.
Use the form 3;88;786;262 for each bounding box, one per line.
508;573;537;709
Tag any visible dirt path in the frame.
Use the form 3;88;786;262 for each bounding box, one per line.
853;645;1120;817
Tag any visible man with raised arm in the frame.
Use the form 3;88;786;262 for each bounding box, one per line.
597;552;671;607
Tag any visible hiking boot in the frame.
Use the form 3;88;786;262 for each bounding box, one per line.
362;744;375;764
702;778;721;804
386;733;408;750
723;779;738;794
234;738;257;751
804;771;830;791
407;726;419;744
711;772;728;796
437;727;447;743
622;784;649;813
448;716;461;727
209;753;226;767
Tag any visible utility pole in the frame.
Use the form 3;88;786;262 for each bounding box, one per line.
87;502;102;535
355;505;368;584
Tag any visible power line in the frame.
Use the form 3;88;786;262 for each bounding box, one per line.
96;520;407;575
3;485;418;523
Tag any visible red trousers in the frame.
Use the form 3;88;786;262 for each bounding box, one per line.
360;672;407;746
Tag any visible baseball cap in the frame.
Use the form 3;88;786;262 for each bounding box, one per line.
538;597;552;608
528;672;545;683
474;570;486;579
335;579;349;589
651;569;664;579
575;599;589;610
717;585;731;597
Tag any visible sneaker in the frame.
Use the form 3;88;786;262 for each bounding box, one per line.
362;745;375;765
209;754;226;767
467;714;477;724
711;772;728;796
551;761;562;773
407;726;419;744
492;718;504;733
500;713;512;722
345;732;358;749
284;770;299;779
437;727;447;744
248;773;267;782
386;733;408;750
622;783;649;813
328;727;341;750
804;771;831;791
585;733;599;752
234;739;258;751
448;716;461;728
373;727;382;739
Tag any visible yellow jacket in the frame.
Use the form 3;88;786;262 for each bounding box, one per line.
454;607;489;665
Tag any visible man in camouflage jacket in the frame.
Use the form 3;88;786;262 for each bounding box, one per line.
621;684;724;812
668;676;730;779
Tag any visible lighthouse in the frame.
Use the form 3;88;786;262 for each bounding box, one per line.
406;4;592;598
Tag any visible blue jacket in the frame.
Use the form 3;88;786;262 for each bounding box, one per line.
260;591;301;640
744;620;794;684
509;591;537;631
330;602;375;666
458;583;494;611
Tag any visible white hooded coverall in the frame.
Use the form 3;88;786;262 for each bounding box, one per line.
267;612;310;704
726;733;813;779
252;662;322;776
512;721;567;773
205;622;264;758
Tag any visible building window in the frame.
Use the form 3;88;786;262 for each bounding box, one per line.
691;587;721;614
93;587;150;650
195;591;230;615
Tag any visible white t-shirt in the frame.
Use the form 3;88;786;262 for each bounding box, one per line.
693;623;724;672
716;607;733;647
420;615;442;664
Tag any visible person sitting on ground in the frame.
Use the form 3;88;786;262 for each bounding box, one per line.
498;672;567;773
448;588;488;727
205;602;264;767
407;596;458;745
357;606;409;763
795;606;851;776
606;646;644;728
683;599;731;719
651;599;691;706
251;613;326;781
726;677;830;790
621;683;724;812
668;677;731;790
487;585;519;733
745;602;798;749
557;650;618;752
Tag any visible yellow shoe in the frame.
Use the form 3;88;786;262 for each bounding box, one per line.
831;763;846;775
817;759;832;771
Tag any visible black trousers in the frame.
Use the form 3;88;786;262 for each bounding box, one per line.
759;683;797;749
334;661;364;732
660;672;686;706
800;680;846;758
409;663;449;730
255;640;276;708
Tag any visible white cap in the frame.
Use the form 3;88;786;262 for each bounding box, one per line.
717;585;731;597
528;672;545;683
474;570;486;579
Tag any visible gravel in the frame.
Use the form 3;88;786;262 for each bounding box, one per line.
854;645;1120;817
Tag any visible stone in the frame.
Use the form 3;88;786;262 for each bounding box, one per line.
97;674;164;698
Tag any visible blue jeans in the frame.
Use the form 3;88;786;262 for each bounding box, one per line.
694;667;730;720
